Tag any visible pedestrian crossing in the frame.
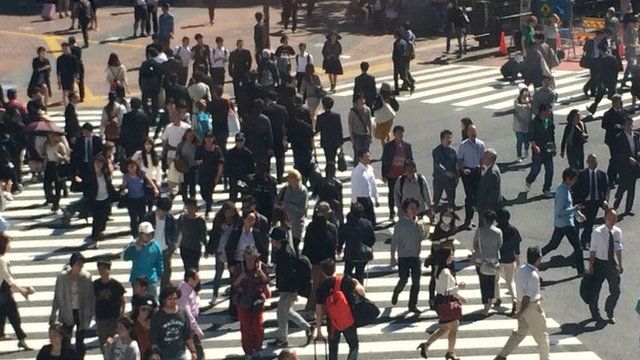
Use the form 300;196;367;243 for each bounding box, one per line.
332;63;639;120
0;109;601;359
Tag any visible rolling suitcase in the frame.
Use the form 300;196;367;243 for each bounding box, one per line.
41;3;56;21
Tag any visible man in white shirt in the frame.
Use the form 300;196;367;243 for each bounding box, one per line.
350;150;379;225
210;36;229;87
588;208;622;323
494;246;549;360
175;36;191;85
295;42;313;91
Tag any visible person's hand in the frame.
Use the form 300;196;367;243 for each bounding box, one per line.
390;257;397;268
458;296;467;304
463;168;471;175
197;331;205;340
615;124;622;129
513;311;521;319
533;145;541;154
19;288;30;299
190;351;197;360
458;281;466;290
577;211;586;222
57;82;61;90
573;204;583;211
582;133;589;139
445;171;455;178
153;188;159;196
105;337;114;345
617;265;624;274
629;157;638;165
375;201;380;207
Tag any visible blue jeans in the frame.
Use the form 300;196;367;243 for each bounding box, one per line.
526;151;554;192
515;131;530;158
212;253;225;297
432;3;448;33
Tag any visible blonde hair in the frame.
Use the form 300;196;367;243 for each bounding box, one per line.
287;169;302;184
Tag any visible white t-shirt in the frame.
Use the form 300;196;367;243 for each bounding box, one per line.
211;47;229;69
156;218;167;251
96;174;109;201
162;122;190;158
175;46;191;67
296;52;314;73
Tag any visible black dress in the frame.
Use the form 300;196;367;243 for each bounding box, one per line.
29;57;52;96
321;41;343;75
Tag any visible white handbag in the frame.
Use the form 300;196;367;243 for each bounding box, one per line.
374;102;396;124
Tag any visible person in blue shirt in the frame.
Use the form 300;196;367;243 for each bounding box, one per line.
123;221;164;301
540;168;586;275
158;3;175;50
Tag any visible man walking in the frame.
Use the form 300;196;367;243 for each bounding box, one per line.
477;149;503;226
123;222;165;301
494;246;550;360
601;95;628;187
457;124;484;228
254;12;267;63
179;268;205;359
432;129;458;212
175;36;191;85
352;62;377;109
392;31;414;95
56;42;79;107
525;105;556;198
612;117;639;216
269;227;314;348
229;39;252;98
573;154;609;249
226;133;255;201
210;36;229;87
382;125;414;220
315;96;343;168
68;36;85;102
158;3;175;50
348;94;373;164
394;159;432;218
540;168;586;275
93;259;125;349
350;150;379;226
588;208;623;323
191;34;211;76
263;91;289;182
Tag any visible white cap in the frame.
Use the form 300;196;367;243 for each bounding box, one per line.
138;221;154;234
517;83;528;92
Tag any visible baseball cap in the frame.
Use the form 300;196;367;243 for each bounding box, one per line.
138;221;154;234
235;132;246;141
269;227;288;241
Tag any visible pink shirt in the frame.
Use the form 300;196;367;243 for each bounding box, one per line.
178;282;203;338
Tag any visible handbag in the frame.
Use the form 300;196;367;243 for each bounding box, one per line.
356;241;374;262
174;152;189;174
435;295;462;323
227;108;241;135
579;273;596;305
374;102;396;124
351;294;380;327
337;147;347;172
476;234;499;276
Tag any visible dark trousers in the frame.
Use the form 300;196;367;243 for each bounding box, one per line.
344;261;366;285
541;225;585;274
593;81;617;108
126;197;146;238
393;63;413;93
580;200;601;248
432;175;457;212
323;145;339;167
206;0;217;22
292;148;312;182
77;62;85;100
181;166;198;202
589;259;621;318
328;325;358;360
44;162;63;210
356;196;376;225
387;177;398;216
180;247;201;271
393;257;421;309
306;0;316;16
178;66;189;86
193;334;205;360
613;172;636;213
567;146;584;170
146;4;158;34
199;180;216;214
141;87;160;123
476;267;496;304
274;151;286;182
63;309;86;358
211;67;225;87
229;176;247;202
295;72;304;92
282;4;298;31
91;198;110;239
0;284;26;340
212;252;225;297
460;168;480;223
79;19;89;49
526;151;554;192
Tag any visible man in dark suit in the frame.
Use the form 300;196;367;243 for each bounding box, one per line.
229;39;252;98
262;90;289;183
164;73;190;109
381;125;414;219
352;61;377;109
71;122;104;187
392;31;415;95
119;98;150;158
601;95;629;187
315;96;343;169
612;117;640;215
573;153;609;249
477;148;503;226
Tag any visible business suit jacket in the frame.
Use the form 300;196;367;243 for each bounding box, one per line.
613;130;640;177
315;110;344;149
71;135;103;174
352;73;377;105
476;163;503;214
573;168;609;204
601;107;629;147
381;140;414;179
165;82;190;107
120;109;150;157
262;102;289;155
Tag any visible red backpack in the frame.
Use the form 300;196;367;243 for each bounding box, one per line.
325;275;355;331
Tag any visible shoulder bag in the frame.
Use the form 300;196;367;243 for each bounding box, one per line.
477;233;499;276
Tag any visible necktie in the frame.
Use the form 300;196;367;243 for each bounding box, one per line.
590;171;597;200
608;231;615;264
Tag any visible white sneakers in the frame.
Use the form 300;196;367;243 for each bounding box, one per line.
543;191;555;198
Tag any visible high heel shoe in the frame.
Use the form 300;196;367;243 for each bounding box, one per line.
17;340;33;351
416;342;428;358
445;352;460;360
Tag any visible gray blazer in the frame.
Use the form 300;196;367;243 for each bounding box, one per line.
476;163;503;215
473;225;503;264
50;269;95;329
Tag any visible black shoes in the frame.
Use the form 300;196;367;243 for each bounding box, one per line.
391;291;399;305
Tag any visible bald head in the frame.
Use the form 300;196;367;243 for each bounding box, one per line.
467;125;477;140
586;154;598;169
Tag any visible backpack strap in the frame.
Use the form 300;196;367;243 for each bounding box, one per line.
333;275;343;293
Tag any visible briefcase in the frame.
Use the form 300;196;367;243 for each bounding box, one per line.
579;273;596;305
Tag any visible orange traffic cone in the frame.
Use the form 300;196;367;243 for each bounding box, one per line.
498;31;508;56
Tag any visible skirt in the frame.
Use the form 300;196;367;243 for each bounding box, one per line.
374;119;393;140
322;57;343;75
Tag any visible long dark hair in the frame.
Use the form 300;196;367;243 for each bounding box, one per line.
0;233;10;255
107;53;121;67
141;138;159;167
434;247;453;280
213;201;240;228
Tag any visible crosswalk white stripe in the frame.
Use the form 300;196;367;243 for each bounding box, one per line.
398;70;502;102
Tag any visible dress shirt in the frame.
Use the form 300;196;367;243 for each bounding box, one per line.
158;13;175;38
84;137;92;163
235;229;255;262
626;132;636;154
178;281;203;338
589;225;623;261
515;263;541;302
350;163;379;203
457;138;485;168
435;268;461;298
295;52;313;73
554;182;576;228
211;47;229;69
175;46;191;67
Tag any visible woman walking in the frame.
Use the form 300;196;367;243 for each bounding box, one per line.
29;47;52;107
277;169;308;254
176;129;199;202
206;201;240;305
36;324;79;360
300;63;323;119
0;233;33;351
177;198;208;271
101;91;126;150
106;53;129;98
195;132;224;219
473;210;503;316
560;109;588;170
233;245;269;359
338;202;375;284
322;31;343;93
132;138;162;187
120;159;159;238
41;132;71;215
131;295;157;357
86;155;115;247
494;209;521;316
417;247;466;360
513;87;532;162
102;317;141;360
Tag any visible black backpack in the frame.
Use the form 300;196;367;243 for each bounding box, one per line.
293;254;312;298
453;7;470;28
